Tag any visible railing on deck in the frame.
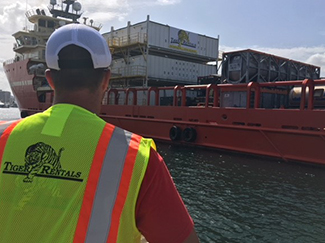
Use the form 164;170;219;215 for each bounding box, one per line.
3;53;43;65
105;79;325;110
107;33;147;47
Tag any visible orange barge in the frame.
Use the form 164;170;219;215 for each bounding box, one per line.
99;79;325;165
9;78;325;165
3;0;325;166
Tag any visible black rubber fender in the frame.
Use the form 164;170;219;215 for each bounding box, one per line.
169;126;182;141
20;110;29;118
182;127;197;142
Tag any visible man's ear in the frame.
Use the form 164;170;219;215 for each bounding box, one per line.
102;69;111;92
45;69;55;90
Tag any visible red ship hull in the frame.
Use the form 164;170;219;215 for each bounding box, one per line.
4;60;325;166
101;105;325;165
4;59;53;112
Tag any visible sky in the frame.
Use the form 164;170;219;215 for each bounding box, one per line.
0;0;325;92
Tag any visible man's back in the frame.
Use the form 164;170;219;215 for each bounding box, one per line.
0;104;109;242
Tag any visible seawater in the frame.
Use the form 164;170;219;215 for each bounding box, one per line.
0;108;20;121
160;145;325;243
1;108;325;243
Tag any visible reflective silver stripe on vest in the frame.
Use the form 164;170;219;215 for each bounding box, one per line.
0;120;18;136
85;126;132;243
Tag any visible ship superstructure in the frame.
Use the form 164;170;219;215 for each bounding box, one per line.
3;0;100;113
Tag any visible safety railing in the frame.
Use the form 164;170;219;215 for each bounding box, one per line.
107;33;147;47
105;79;325;110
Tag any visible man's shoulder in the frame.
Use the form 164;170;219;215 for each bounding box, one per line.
0;120;22;134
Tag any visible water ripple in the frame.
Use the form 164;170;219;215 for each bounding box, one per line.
159;143;325;243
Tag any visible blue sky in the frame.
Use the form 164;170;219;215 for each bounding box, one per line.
116;0;325;49
0;0;325;92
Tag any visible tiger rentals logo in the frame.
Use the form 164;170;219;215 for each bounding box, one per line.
2;142;83;183
169;27;198;54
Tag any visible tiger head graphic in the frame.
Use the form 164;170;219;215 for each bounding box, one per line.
24;142;64;183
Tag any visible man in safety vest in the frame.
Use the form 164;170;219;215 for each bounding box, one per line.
0;24;200;243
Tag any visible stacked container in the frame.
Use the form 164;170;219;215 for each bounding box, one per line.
103;15;219;87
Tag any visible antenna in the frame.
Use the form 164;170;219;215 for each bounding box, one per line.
25;0;28;30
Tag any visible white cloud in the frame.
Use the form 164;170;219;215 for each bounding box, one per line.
0;2;27;34
82;0;182;24
82;0;131;23
0;0;181;33
156;0;181;5
306;53;325;70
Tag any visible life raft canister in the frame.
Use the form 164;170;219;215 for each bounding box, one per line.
182;127;197;142
169;126;182;141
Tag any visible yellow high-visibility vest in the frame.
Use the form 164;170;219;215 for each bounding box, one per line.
0;104;153;243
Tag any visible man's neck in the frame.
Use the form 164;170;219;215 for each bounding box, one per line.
53;90;102;114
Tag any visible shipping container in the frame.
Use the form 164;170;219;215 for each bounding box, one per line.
102;15;219;87
104;17;218;59
111;55;216;84
221;49;320;84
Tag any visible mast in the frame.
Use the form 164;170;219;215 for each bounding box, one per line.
48;0;82;22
